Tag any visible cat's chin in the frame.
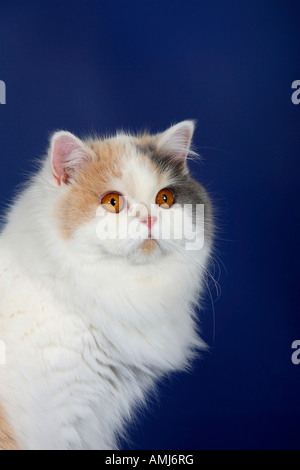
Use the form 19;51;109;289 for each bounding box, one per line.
95;238;161;263
140;239;159;256
128;239;164;265
127;238;172;264
129;239;162;264
95;238;175;264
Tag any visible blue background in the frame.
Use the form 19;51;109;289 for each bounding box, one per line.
0;0;299;450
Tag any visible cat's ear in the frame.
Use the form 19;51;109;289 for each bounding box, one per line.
50;131;93;185
156;120;195;170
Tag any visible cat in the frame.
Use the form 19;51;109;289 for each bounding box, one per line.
0;120;213;450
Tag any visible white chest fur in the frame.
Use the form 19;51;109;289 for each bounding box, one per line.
0;242;207;450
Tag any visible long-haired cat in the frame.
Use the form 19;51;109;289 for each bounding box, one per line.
0;120;213;450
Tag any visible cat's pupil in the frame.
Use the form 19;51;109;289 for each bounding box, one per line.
111;198;116;206
163;194;168;202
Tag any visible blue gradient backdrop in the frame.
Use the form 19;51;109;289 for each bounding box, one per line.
0;0;299;450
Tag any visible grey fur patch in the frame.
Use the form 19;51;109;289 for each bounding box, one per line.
135;143;214;243
136;143;184;177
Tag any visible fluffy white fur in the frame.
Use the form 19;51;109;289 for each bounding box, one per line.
0;122;212;450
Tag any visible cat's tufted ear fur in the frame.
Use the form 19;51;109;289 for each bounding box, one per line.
156;120;196;170
50;131;93;185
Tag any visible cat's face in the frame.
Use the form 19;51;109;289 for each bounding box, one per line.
50;121;211;264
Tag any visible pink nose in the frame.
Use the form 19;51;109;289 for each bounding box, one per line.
139;216;158;230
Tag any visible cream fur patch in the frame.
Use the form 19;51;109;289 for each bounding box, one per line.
0;406;18;451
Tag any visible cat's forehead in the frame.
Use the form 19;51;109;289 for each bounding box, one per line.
87;135;171;199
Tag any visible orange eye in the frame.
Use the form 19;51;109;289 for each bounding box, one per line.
101;193;125;213
156;189;175;209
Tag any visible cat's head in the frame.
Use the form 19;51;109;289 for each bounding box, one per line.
49;121;212;264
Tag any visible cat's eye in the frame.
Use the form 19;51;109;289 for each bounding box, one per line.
156;189;175;209
101;192;125;214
